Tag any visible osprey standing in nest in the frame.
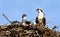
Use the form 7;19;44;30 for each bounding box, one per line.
36;8;46;26
22;14;26;25
22;14;31;26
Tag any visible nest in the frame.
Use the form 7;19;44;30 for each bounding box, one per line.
0;23;60;37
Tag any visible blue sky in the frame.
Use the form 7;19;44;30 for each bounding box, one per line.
0;0;60;31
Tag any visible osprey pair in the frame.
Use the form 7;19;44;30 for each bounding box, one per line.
22;8;46;26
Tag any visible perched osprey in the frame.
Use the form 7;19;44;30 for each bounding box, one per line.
36;8;46;26
22;14;26;25
22;14;31;25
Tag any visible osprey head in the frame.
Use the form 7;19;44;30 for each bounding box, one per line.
22;14;26;18
37;8;43;13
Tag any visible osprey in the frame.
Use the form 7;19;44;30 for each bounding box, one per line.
22;14;31;26
22;14;33;30
36;8;46;26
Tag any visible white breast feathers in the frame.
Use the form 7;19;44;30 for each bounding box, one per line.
38;12;44;19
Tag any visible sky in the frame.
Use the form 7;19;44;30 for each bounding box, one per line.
0;0;60;31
